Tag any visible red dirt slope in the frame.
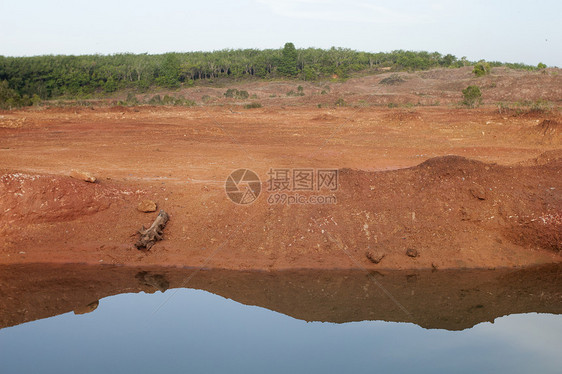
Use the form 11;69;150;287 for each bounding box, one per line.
0;152;560;270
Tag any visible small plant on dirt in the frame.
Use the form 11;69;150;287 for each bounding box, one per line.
320;90;328;95
387;102;399;108
148;94;162;105
224;89;249;99
162;95;175;105
126;92;139;105
181;99;196;107
334;98;347;107
497;101;511;114
287;88;305;97
529;99;552;113
201;95;211;103
244;102;262;109
174;96;196;106
147;94;195;106
473;61;491;77
379;74;405;85
31;94;41;106
462;85;482;108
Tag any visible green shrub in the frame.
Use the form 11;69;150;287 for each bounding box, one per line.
148;95;162;105
173;95;195;106
31;94;42;106
537;62;547;69
126;92;139;105
0;81;24;109
462;85;482;108
104;76;118;93
529;99;552;113
302;66;317;81
146;94;194;106
136;80;150;92
286;89;304;97
224;89;237;98
224;89;249;99
244;102;262;109
473;61;491;77
334;98;346;107
162;95;175;105
379;74;405;85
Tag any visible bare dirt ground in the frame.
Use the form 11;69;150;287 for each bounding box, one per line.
0;67;561;271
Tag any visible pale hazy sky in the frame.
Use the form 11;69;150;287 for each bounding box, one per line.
1;0;560;66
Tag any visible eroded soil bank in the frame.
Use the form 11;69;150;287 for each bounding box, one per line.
0;150;560;270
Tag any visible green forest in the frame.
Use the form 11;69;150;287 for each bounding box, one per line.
0;43;542;108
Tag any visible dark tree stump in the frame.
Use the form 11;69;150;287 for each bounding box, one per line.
135;210;169;250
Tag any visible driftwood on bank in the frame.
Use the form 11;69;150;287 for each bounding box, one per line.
135;210;169;250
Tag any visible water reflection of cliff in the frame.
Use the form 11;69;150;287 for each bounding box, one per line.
0;263;560;331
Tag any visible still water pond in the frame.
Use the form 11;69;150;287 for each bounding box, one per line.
0;264;561;373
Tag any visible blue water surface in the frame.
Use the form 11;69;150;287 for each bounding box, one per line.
1;288;561;374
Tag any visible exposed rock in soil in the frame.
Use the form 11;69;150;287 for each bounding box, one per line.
469;184;487;200
137;199;157;213
406;248;419;258
366;250;385;264
70;170;97;183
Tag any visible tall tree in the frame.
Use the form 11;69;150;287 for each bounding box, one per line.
278;42;298;77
